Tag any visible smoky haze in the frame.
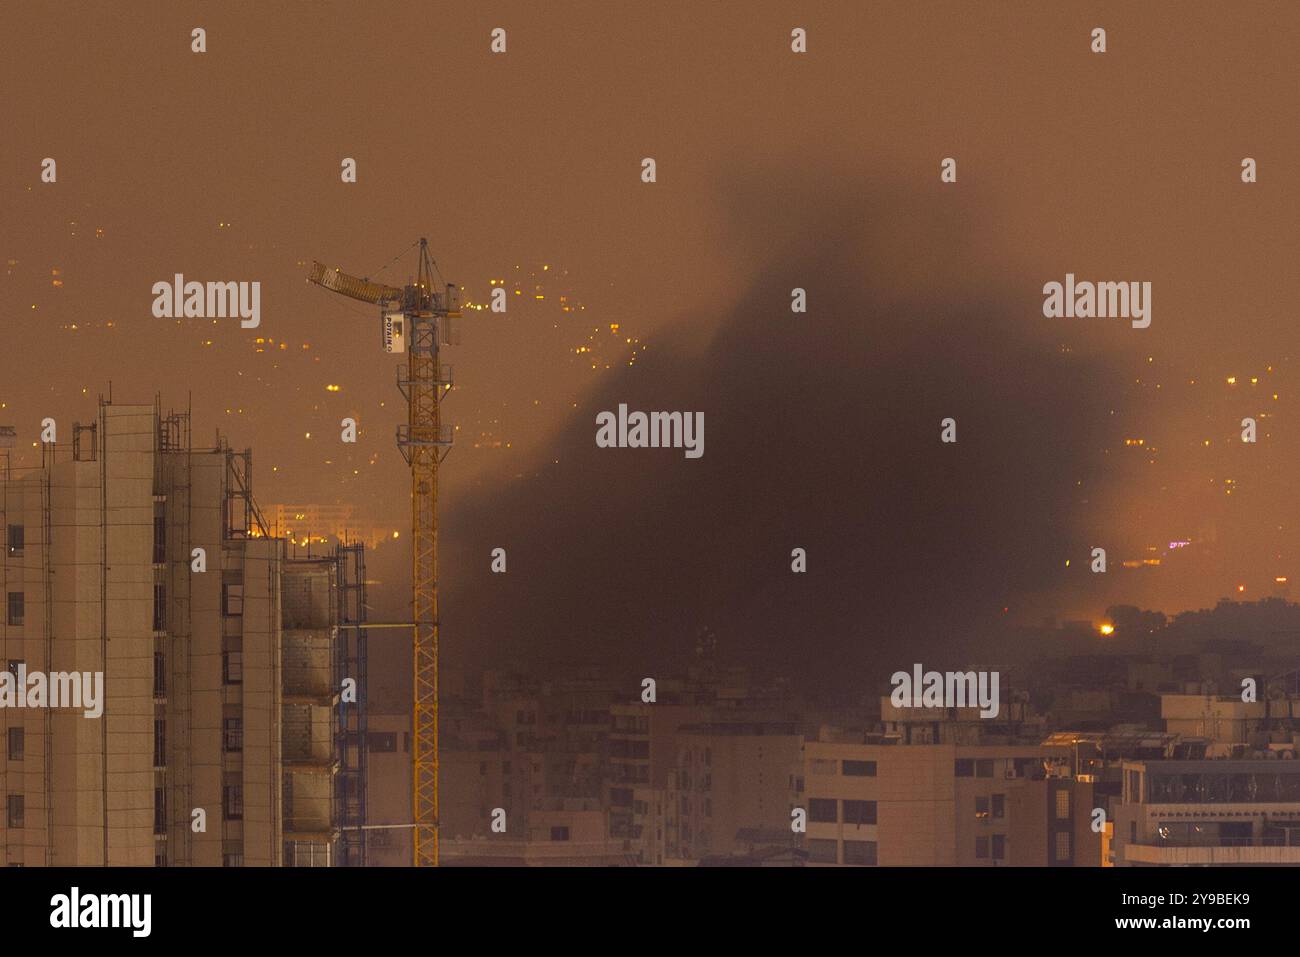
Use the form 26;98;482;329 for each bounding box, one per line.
431;166;1132;697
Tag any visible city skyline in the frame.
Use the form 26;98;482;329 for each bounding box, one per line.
1;3;1299;911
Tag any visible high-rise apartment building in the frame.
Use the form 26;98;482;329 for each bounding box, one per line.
0;401;366;866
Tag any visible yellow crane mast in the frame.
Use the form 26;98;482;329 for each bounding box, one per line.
308;239;460;866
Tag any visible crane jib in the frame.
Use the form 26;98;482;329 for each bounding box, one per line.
307;261;403;305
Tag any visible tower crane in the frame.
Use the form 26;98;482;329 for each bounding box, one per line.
308;239;460;866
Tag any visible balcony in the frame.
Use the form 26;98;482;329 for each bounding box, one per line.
1124;843;1300;865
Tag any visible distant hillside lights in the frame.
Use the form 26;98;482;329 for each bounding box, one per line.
151;275;261;329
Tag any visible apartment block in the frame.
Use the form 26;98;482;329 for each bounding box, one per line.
1113;757;1300;865
803;735;1070;866
0;402;364;866
665;721;801;862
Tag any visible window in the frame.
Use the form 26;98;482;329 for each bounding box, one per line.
223;651;243;685
7;727;22;761
807;838;837;863
153;719;166;767
842;840;877;865
808;798;838;823
153;651;165;696
6;592;23;627
992;793;1005;819
1130;821;1137;843
1055;830;1071;861
153;583;166;632
224;784;244;820
154;788;167;835
153;515;166;564
975;835;989;859
222;583;244;618
975;795;990;819
843;800;877;825
223;718;243;753
223;853;244;868
954;759;974;777
6;794;23;828
367;732;397;753
550;826;570;841
6;525;23;557
976;759;994;778
1055;789;1071;820
843;760;877;777
809;758;838;775
992;834;1006;860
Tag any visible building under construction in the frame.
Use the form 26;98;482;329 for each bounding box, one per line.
0;400;368;866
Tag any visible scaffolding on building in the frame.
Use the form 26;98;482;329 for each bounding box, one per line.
335;541;368;866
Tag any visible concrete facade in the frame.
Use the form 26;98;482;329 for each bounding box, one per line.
0;402;356;866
